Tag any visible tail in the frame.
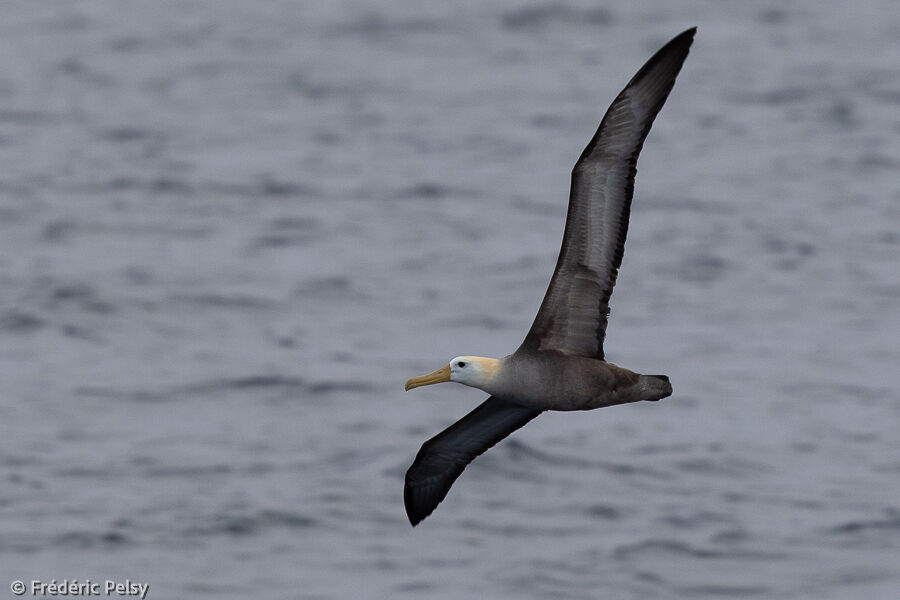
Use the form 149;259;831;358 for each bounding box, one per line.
640;374;672;402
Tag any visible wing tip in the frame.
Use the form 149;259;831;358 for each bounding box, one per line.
653;26;698;65
403;482;438;527
406;509;426;527
670;27;698;48
639;26;697;77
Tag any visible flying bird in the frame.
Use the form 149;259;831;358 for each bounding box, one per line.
403;28;696;526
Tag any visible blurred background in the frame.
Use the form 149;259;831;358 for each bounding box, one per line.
1;1;898;598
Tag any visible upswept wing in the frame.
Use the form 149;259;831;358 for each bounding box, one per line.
404;397;542;526
521;28;695;360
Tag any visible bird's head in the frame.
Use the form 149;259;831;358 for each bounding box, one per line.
405;356;500;392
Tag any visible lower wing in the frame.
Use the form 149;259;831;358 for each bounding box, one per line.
404;396;542;526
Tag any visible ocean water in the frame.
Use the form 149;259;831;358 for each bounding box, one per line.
1;1;899;598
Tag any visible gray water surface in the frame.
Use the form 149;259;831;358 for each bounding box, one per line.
1;2;899;599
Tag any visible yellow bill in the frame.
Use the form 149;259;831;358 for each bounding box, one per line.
405;365;451;391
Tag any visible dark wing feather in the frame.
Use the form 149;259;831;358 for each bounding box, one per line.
521;28;696;360
404;397;542;526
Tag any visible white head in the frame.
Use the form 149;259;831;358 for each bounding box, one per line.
405;355;500;392
448;356;500;388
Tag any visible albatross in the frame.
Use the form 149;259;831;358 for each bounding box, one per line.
403;28;696;526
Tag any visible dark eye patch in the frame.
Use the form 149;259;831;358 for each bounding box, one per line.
457;361;466;368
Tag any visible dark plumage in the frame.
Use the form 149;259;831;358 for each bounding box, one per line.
404;28;696;526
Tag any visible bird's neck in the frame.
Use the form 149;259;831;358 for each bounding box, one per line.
467;356;503;393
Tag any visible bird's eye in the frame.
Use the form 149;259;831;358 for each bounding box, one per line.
457;361;466;368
